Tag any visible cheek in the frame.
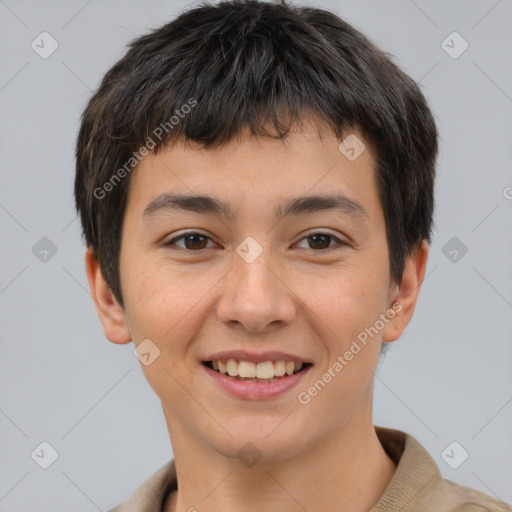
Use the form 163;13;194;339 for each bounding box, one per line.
299;264;388;338
123;262;220;354
298;273;384;416
122;267;208;399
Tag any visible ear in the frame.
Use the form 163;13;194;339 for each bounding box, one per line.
85;247;131;344
382;240;429;343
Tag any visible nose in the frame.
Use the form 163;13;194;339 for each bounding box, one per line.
215;246;296;333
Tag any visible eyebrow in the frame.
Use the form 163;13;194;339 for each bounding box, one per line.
142;193;369;221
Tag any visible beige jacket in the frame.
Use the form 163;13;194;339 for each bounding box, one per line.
109;426;512;511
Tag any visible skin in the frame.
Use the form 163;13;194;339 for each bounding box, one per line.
86;118;429;512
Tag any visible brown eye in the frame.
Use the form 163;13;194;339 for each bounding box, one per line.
296;232;347;251
165;233;214;250
307;234;332;249
183;234;209;250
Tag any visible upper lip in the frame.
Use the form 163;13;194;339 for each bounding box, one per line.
202;350;310;364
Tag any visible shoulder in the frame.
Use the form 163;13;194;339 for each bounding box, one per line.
372;426;512;512
429;478;512;512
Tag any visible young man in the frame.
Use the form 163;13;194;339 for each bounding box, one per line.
74;1;512;510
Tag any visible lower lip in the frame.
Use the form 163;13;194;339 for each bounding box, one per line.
202;364;312;400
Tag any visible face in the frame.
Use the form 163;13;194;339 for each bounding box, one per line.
87;119;427;464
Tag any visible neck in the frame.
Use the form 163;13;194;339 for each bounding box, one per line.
163;397;396;512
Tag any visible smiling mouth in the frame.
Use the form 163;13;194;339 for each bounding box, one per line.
202;360;312;383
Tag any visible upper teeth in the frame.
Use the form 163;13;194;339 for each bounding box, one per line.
212;360;303;379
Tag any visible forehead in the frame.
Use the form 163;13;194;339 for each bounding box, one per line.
124;120;380;225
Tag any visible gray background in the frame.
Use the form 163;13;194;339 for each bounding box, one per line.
1;0;511;510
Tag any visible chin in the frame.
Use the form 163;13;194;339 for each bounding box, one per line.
209;424;309;466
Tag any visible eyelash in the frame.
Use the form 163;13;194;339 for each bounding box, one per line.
164;231;347;252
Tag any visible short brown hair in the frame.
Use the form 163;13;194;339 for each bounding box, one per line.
74;0;438;309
